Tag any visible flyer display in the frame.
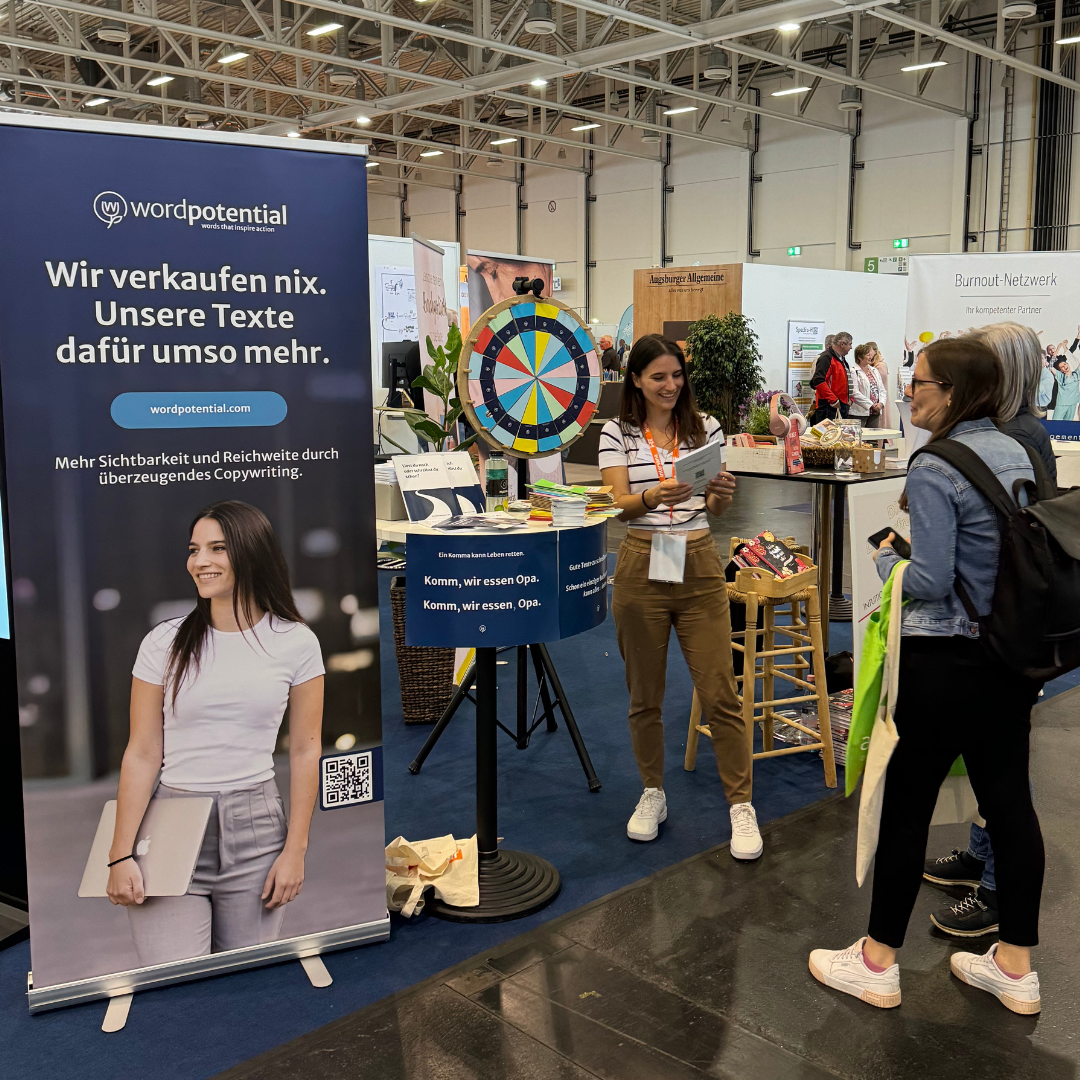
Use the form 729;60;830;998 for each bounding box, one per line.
786;320;825;410
0;116;388;1011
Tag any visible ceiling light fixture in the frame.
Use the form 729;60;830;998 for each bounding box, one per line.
355;115;372;125
1002;1;1037;16
420;149;444;157
530;77;548;88
217;51;249;65
663;105;698;115
1056;34;1080;44
772;86;811;96
146;75;174;87
570;122;601;131
366;160;380;168
84;96;112;107
286;130;303;138
307;21;343;36
504;104;529;117
778;22;800;32
491;137;516;145
901;60;948;71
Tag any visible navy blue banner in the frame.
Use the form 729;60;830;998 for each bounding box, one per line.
0;119;388;1000
405;522;607;647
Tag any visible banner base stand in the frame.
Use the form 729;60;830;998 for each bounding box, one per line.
102;993;132;1033
300;955;333;988
27;915;389;1013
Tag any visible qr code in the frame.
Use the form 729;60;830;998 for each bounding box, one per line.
321;751;373;809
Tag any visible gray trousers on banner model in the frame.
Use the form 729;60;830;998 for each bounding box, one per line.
127;778;288;967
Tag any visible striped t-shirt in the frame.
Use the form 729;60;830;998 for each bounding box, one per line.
598;415;725;532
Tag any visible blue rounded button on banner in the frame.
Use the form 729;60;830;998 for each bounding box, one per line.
110;391;287;429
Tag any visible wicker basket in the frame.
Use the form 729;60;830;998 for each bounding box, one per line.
390;577;456;723
799;441;837;469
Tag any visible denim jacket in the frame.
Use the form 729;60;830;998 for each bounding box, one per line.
876;418;1035;637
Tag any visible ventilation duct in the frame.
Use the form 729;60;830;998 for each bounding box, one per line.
523;0;556;35
183;77;210;123
703;48;731;81
328;26;355;87
98;0;130;43
641;100;661;141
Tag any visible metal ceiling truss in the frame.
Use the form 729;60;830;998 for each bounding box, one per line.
3;0;1079;183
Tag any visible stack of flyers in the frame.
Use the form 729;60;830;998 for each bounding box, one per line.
528;479;619;521
431;513;528;531
771;689;853;765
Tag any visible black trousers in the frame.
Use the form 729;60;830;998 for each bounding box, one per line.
868;636;1043;948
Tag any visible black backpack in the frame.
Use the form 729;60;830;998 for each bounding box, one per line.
911;438;1080;682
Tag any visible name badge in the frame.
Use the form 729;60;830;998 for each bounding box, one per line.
649;531;687;583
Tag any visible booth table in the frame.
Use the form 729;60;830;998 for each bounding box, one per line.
725;466;907;653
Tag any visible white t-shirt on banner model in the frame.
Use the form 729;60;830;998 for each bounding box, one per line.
133;614;325;791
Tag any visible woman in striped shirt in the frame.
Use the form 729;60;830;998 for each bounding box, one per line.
598;335;762;859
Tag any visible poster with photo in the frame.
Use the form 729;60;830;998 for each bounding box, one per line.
906;252;1080;440
786;319;825;410
0;116;388;1011
466;250;554;322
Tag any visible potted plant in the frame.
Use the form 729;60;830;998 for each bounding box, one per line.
402;324;478;452
685;313;764;436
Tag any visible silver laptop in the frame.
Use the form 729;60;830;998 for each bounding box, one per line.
78;797;214;898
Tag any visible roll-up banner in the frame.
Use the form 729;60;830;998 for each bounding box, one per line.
905;252;1080;439
0;115;388;1012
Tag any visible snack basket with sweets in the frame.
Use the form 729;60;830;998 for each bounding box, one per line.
800;419;863;469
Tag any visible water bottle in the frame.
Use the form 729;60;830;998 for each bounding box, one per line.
485;451;508;512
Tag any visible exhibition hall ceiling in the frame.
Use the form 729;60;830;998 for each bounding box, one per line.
0;0;1074;191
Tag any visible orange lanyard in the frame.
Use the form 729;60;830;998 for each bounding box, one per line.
641;422;678;523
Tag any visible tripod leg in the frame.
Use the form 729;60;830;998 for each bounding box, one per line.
529;645;558;732
516;645;529;749
535;643;602;792
408;663;476;774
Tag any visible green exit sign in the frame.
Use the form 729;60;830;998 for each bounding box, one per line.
893;237;909;249
787;246;802;256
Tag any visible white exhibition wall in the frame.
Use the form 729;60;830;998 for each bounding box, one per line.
740;264;908;394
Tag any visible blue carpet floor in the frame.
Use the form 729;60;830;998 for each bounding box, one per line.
2;564;1072;1079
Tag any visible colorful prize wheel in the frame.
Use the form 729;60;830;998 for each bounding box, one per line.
458;294;601;457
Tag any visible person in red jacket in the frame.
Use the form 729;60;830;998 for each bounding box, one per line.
808;331;853;424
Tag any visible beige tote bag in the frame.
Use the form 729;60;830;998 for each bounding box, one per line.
855;562;905;887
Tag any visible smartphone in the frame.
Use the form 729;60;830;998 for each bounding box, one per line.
868;527;911;560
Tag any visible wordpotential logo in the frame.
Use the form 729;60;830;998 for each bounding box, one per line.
91;190;288;230
93;191;128;229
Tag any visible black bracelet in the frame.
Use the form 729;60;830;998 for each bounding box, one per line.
643;490;656;510
108;854;134;868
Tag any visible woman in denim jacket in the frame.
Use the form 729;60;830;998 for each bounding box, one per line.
810;338;1044;1016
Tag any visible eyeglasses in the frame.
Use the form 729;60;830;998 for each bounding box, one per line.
910;377;952;393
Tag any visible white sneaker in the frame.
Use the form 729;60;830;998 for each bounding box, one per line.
627;787;667;841
809;938;902;1009
729;802;763;860
950;943;1041;1014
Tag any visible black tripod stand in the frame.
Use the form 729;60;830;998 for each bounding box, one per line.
408;641;602;792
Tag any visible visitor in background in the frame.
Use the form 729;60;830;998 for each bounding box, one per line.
598;334;762;860
810;338;1043;1016
617;338;628;364
851;344;886;427
919;322;1056;939
600;335;620;379
808;331;853;424
864;342;893;428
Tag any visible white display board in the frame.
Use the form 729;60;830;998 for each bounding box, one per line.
740;264;908;397
906;252;1080;438
368;234;459;407
847;478;908;682
375;265;417;345
786;319;825;409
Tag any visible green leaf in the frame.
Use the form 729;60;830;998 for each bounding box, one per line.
454;431;479;451
404;414;450;446
411;374;442;396
444;402;463;428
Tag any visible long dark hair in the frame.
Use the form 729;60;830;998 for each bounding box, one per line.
618;334;707;448
900;338;1004;510
165;501;303;703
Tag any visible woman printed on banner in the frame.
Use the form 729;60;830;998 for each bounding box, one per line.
105;501;324;966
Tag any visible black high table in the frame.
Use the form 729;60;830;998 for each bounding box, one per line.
726;465;907;653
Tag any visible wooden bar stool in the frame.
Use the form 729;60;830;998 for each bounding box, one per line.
684;547;836;788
